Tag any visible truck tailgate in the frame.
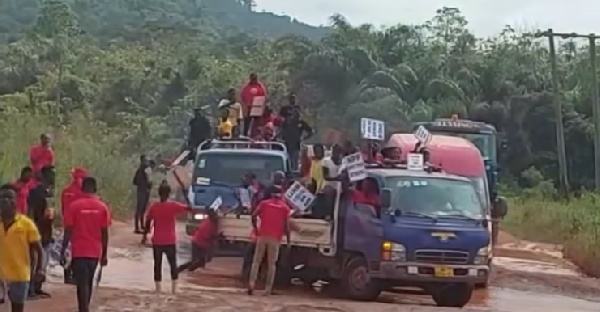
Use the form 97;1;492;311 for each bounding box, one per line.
220;215;332;248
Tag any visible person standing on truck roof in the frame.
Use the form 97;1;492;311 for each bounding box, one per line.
278;109;313;171
142;182;191;294
217;109;233;139
248;186;294;296
132;155;152;234
29;134;55;176
177;208;219;274
219;88;243;137
240;73;267;136
188;107;211;149
27;166;55;299
60;177;110;312
0;186;45;312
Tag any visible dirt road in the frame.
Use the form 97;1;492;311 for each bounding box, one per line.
27;223;600;312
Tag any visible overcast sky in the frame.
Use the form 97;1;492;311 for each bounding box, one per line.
255;0;599;37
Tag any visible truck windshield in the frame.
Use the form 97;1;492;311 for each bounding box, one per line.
194;153;285;186
385;176;484;219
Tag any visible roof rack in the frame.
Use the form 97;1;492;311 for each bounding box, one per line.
364;161;443;173
198;137;287;152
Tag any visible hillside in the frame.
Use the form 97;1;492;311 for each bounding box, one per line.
0;0;329;42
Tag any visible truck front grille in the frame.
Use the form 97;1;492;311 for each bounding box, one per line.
414;249;469;264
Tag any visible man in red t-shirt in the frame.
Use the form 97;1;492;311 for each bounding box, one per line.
142;182;190;294
240;73;267;136
247;186;294;296
29;134;55;174
177;208;219;273
11;167;34;214
60;177;110;312
60;167;88;284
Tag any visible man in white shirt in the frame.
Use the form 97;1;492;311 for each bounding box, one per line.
318;144;345;219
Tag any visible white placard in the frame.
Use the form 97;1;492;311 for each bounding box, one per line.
341;152;367;182
284;181;315;212
238;187;252;208
360;118;385;141
413;125;432;145
407;153;424;171
210;196;223;210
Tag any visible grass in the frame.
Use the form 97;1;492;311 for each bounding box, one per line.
504;192;600;277
0;111;136;218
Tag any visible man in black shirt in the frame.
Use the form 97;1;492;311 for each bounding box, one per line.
278;109;313;171
27;166;54;299
188;108;211;149
133;155;152;234
279;92;300;120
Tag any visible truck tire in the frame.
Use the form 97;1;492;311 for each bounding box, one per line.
431;283;473;307
340;256;381;301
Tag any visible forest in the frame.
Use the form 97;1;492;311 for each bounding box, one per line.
3;0;600;276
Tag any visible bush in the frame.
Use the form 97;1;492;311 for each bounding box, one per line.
504;191;600;277
0;111;135;218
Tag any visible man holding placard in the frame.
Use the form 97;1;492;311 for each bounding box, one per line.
240;73;267;136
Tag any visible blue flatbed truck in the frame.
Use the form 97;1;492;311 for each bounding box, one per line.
218;160;502;307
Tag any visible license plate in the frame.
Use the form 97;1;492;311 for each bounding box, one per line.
434;266;454;277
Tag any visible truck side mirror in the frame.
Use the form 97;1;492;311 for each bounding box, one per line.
381;188;392;209
492;196;508;218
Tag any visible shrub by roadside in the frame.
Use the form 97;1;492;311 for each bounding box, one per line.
504;192;600;277
0;111;135;218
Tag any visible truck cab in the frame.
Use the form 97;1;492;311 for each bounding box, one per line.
219;160;489;307
181;139;291;235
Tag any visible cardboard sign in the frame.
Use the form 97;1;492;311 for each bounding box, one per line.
360;118;385;141
413;125;432;145
210;196;223;211
249;96;266;117
407;153;424;171
284;181;315;212
342;152;367;182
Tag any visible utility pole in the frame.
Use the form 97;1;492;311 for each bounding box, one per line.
535;29;570;195
535;29;600;193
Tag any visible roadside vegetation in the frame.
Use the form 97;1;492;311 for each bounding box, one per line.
2;0;600;274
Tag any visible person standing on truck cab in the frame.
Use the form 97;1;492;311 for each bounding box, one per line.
240;73;267;136
217;109;233;139
188;108;211;149
279;92;300;120
248;186;294;296
132;155;152;234
142;182;190;294
279;109;313;171
223;88;243;137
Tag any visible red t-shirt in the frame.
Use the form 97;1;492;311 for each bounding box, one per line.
11;180;34;214
352;190;381;207
192;219;217;248
146;201;188;246
29;144;55;173
61;183;84;214
64;195;112;258
240;81;267;110
254;198;291;241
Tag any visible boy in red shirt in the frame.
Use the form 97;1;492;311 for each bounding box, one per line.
142;182;190;294
248;186;295;296
60;167;88;284
177;208;219;273
60;177;111;312
11;167;34;214
29;134;55;174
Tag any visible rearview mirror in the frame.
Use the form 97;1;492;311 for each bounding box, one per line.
492;196;508;218
381;188;392;209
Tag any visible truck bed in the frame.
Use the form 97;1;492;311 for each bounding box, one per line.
220;215;332;248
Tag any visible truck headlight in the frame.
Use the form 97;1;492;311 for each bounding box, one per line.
474;247;489;265
382;241;406;261
193;213;206;220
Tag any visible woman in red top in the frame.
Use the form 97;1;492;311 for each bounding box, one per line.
240;73;267;136
177;208;219;273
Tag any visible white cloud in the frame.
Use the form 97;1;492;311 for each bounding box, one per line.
255;0;600;37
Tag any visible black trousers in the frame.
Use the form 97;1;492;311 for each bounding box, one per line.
135;188;150;231
153;245;178;282
177;244;207;273
72;258;99;312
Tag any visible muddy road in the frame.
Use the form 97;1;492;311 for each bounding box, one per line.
30;222;600;312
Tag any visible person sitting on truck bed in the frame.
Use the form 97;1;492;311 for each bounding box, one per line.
352;178;381;217
315;144;343;219
308;143;325;194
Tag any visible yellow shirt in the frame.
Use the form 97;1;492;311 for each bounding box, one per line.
228;102;243;126
309;159;324;192
218;119;233;138
0;214;41;282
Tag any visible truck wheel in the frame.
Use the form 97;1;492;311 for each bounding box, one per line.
431;283;473;307
341;257;381;301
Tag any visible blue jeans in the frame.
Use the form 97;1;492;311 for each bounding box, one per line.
6;281;29;303
288;149;300;171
